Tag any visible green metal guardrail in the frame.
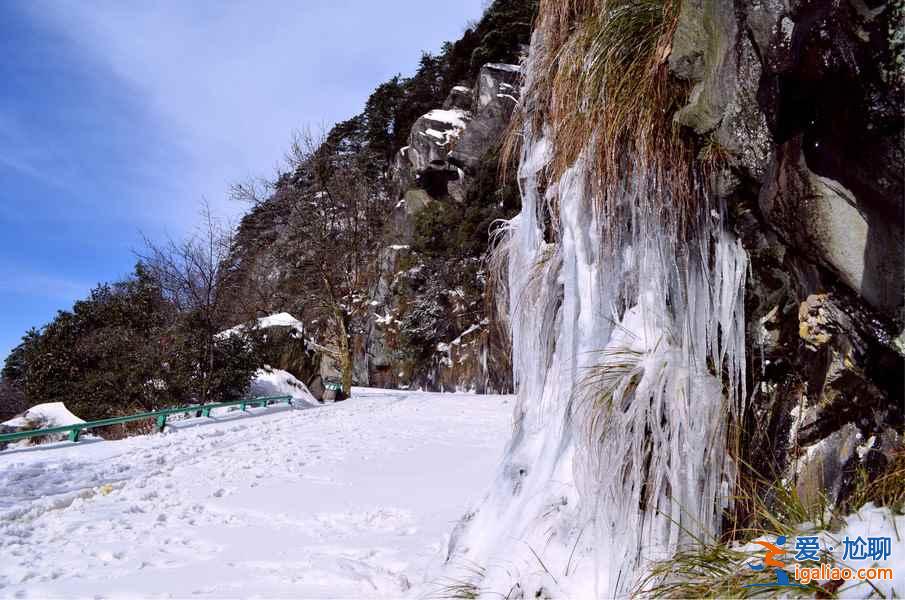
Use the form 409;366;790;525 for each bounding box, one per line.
0;395;294;445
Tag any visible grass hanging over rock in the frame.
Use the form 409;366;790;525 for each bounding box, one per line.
506;0;698;242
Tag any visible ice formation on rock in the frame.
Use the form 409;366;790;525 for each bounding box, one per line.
446;36;749;600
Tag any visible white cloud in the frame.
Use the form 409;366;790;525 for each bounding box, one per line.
24;0;487;229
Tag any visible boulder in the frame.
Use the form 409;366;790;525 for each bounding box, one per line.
448;63;521;174
759;138;904;313
394;109;470;201
795;423;860;511
2;402;87;446
219;313;322;392
443;85;473;110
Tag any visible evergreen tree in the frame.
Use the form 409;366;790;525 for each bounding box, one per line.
2;262;260;421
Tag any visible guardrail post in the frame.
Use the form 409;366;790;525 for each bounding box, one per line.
240;402;247;411
68;429;81;443
156;415;167;432
202;406;212;418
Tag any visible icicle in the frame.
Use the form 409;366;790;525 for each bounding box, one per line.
443;27;749;600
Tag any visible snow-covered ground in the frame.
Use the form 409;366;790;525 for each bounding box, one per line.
0;388;512;599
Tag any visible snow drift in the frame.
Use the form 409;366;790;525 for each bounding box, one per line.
1;402;88;448
0;389;512;598
2;402;85;431
249;367;316;405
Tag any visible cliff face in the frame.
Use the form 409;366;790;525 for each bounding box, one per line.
224;61;523;397
220;1;537;397
671;0;904;512
444;0;903;597
365;63;521;393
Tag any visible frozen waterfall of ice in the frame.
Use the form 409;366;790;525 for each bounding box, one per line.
444;39;749;600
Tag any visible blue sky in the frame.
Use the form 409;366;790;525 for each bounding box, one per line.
0;0;487;361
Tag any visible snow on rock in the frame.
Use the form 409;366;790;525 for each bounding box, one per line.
216;312;305;339
255;312;305;331
0;388;512;599
450;63;521;170
2;402;85;431
1;403;89;450
422;109;470;130
249;367;316;404
484;62;521;73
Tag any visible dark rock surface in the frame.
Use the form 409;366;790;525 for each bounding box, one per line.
252;325;324;399
448;63;521;173
364;63;521;393
673;0;904;509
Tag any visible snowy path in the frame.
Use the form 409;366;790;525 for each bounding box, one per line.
0;388;512;599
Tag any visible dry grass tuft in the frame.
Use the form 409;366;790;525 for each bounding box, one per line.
486;220;515;344
742;476;834;539
636;540;830;599
848;449;905;514
634;475;843;599
428;563;487;599
506;0;698;244
577;346;645;440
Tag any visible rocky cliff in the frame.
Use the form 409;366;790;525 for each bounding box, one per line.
365;62;522;393
671;0;904;514
443;0;904;597
220;0;536;396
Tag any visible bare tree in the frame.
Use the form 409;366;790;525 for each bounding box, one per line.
139;202;240;404
276;128;388;395
224;179;297;322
